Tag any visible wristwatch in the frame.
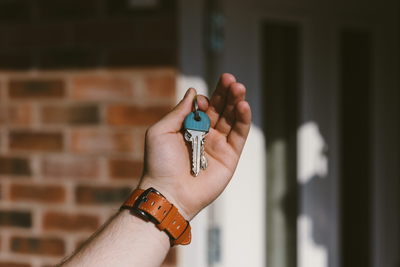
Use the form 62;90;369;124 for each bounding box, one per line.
120;187;191;246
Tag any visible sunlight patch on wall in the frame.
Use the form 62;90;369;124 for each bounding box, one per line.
297;121;329;267
298;215;328;267
297;122;328;184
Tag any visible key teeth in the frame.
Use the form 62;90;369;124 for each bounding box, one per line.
200;138;208;170
201;157;208;170
184;131;192;141
185;129;208;177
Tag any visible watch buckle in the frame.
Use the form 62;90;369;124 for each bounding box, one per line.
133;187;164;221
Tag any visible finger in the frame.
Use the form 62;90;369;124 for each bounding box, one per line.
227;101;251;154
196;95;209;111
206;73;236;128
215;82;246;135
152;87;197;133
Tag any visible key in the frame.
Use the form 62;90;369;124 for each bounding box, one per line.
184;99;211;176
200;136;208;170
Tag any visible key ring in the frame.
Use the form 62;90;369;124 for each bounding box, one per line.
194;97;201;121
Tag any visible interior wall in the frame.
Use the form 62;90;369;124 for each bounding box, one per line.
220;0;399;267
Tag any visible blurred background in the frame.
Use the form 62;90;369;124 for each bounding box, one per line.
0;0;398;267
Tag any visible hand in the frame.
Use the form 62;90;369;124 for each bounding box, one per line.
138;73;251;221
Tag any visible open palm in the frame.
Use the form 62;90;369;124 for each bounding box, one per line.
138;74;251;221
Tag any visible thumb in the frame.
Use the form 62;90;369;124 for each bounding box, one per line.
153;87;197;133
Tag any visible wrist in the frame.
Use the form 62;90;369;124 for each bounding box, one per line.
138;178;192;221
121;186;192;246
118;209;171;251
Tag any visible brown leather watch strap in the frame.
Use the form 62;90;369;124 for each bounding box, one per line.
120;188;191;246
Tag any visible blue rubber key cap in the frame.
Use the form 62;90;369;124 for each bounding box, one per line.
184;100;211;176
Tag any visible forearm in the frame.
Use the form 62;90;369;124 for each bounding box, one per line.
58;210;170;267
55;73;251;266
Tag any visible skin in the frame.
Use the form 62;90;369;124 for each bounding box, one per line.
139;73;251;221
57;73;251;267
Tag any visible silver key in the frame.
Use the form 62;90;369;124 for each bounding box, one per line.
200;137;208;169
183;98;211;176
185;130;207;176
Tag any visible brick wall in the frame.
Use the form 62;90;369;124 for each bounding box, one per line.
0;69;178;266
0;0;180;266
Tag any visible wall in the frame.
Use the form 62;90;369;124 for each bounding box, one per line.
0;68;179;267
219;0;399;266
0;0;180;266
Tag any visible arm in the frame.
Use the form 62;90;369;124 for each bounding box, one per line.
57;73;252;267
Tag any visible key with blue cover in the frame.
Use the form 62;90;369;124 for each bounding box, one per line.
184;100;210;176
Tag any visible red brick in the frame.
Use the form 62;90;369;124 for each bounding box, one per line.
0;104;33;125
0;262;30;267
0;210;32;228
9;131;63;152
76;186;131;205
136;127;147;151
145;74;176;99
0;156;31;176
74;234;95;250
71;129;135;154
75;238;87;250
72;76;133;101
106;105;170;126
42;157;99;179
74;21;136;44
42;212;99;232
8;80;64;99
6;25;66;47
40;105;99;125
10;184;66;203
108;159;143;179
10;236;65;256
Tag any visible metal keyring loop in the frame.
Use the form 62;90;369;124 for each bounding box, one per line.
194;97;201;121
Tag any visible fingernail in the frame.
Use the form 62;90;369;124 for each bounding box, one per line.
196;96;204;107
184;88;190;99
